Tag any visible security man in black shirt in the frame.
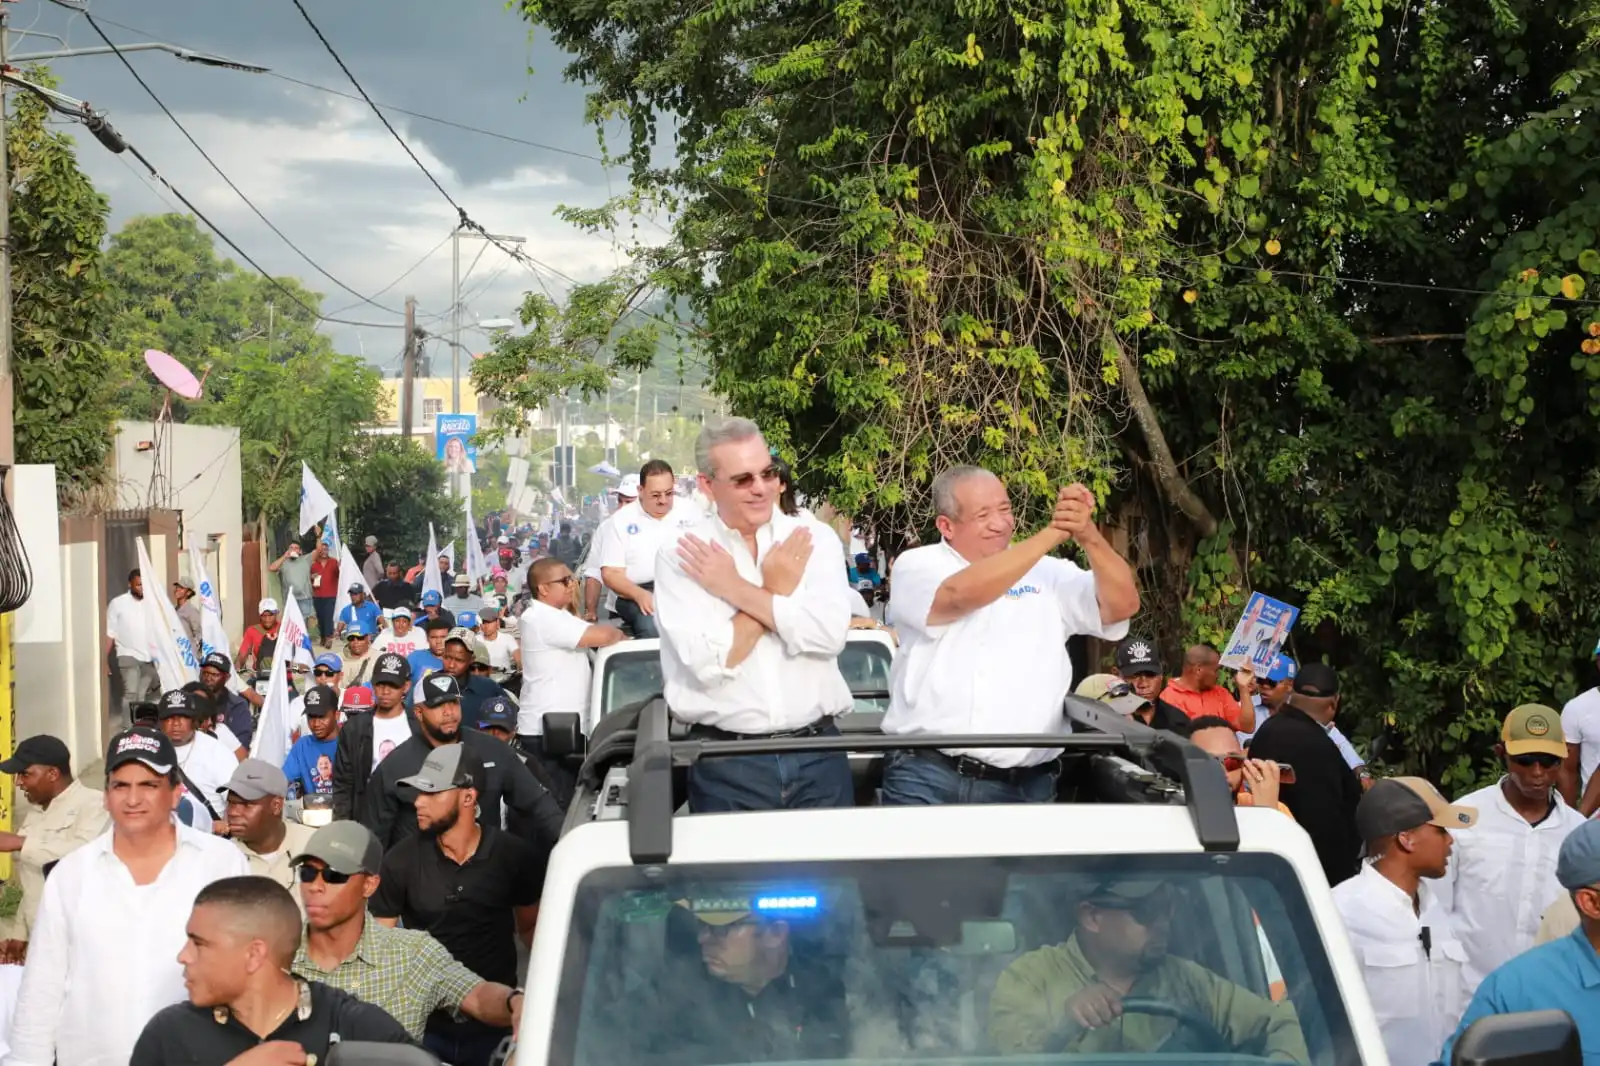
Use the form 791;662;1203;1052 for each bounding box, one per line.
130;875;410;1065
1246;662;1363;885
373;743;544;1066
362;674;565;850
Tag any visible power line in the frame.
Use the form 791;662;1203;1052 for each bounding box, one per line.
321;231;453;318
78;11;408;319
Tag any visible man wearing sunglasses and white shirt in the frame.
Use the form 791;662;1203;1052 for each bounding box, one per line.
882;466;1138;805
654;418;857;812
596;459;704;638
1435;704;1589;1003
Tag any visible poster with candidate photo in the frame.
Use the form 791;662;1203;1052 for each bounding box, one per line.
1220;592;1300;671
435;413;478;474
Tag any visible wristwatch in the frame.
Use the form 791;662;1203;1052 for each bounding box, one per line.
506;987;524;1014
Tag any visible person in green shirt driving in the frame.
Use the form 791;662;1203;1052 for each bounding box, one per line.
988;879;1309;1061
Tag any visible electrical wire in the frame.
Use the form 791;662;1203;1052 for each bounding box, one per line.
321;231;454;319
76;10;407;318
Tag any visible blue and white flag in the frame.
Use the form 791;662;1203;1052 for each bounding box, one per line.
187;546;243;692
136;538;199;690
250;639;293;765
465;495;489;590
299;462;337;535
320;510;340;554
279;593;316;670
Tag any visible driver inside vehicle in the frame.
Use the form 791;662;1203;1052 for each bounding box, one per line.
988;879;1309;1061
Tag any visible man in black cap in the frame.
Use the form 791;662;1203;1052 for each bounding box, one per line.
1111;638;1190;734
291;821;524;1043
9;727;247;1066
332;652;417;821
373;744;545;1065
1246;662;1363;885
131;876;410;1066
198;651;259;750
159;688;241;835
1333;779;1476;1066
0;735;107;951
438;626;505;720
361;674;564;850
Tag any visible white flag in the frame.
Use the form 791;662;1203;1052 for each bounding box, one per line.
422;523;444;602
279;592;316;671
334;545;371;625
187;547;245;692
299;462;338;535
442;541;457;578
249;642;292;766
464;496;489;589
136;538;199;691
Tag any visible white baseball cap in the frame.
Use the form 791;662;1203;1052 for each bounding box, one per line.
617;473;641;498
258;597;279;614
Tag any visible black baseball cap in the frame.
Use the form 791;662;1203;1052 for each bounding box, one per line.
157;688;202;720
200;652;231;674
301;684;339;718
371;653;411;687
0;735;71;774
105;727;177;776
1115;638;1161;677
421;674;462;708
1293;663;1339;698
476;695;516;731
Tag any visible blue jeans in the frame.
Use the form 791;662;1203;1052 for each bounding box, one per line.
424;1023;510;1066
879;750;1057;805
613;593;660;638
687;720;855;811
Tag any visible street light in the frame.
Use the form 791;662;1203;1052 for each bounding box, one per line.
10;42;271;73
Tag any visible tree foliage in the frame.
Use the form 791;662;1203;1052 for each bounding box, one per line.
8;72;117;506
517;0;1600;786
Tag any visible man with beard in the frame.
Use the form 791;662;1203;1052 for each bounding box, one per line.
988;879;1308;1059
372;744;544;1066
361;674;564;850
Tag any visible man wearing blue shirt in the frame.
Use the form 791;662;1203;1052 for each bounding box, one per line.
282;684;340;798
337;583;382;639
1438;817;1600;1065
405;617;451;708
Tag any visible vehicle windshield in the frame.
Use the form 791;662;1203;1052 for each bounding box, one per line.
600;640;895;719
553;854;1357;1066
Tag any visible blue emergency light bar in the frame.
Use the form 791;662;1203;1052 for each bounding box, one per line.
754;894;819;912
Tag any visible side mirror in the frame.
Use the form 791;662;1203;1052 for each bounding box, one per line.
543;712;583;758
327;1042;443;1066
1452;1010;1580;1066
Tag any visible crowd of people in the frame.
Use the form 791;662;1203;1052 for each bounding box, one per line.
2;415;1598;1065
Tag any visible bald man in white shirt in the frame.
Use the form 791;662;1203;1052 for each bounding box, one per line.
882;466;1138;804
654;418;856;812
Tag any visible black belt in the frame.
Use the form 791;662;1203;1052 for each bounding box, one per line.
912;748;1059;785
687;717;835;741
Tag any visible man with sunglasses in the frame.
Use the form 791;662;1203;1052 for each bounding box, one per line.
655;418;858;812
882;466;1138;806
290;821;525;1045
517;556;624;771
1437;703;1589;1003
989;879;1307;1058
1441;818;1600;1066
597;460;703;638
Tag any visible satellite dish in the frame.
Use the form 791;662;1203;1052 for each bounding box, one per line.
144;349;203;400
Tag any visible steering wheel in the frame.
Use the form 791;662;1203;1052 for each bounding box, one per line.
1117;997;1230;1054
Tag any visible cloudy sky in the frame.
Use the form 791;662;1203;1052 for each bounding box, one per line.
14;0;651;371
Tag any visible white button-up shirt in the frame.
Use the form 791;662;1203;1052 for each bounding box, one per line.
883;542;1129;767
105;591;152;662
594;500;703;585
6;821;248;1066
1435;780;1588;1001
1562;686;1600;788
517;599;595;735
654;508;853;734
1332;863;1467;1066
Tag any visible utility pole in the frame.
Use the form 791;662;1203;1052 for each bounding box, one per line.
401;296;417;440
450;227;460;417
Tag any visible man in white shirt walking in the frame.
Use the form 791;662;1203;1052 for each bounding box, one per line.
1560;634;1600;814
882;467;1138;804
598;459;702;638
105;567;159;724
6;726;248;1066
1333;778;1477;1066
1437;704;1589;1002
518;556;625;784
654;418;857;812
157;688;241;834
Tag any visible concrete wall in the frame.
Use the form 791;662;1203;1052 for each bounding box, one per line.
112;421;244;641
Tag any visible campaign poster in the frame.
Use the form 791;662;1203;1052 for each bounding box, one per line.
435;413;478;474
1220;592;1300;671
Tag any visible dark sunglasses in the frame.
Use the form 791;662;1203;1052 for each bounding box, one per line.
1511;753;1563;769
542;575;577;587
313;669;337;678
297;863;355;885
724;465;781;490
1219;754;1249;774
1087;891;1173;925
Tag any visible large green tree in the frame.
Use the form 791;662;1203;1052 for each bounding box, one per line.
8;73;117;506
514;0;1600;786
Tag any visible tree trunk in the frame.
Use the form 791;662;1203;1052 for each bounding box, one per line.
1112;337;1219;539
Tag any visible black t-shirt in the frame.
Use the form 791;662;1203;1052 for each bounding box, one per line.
1247;703;1363;885
370;824;545;987
371;578;414;610
130;980;411;1065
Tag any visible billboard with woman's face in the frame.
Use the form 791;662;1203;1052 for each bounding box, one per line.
436;413;478;474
